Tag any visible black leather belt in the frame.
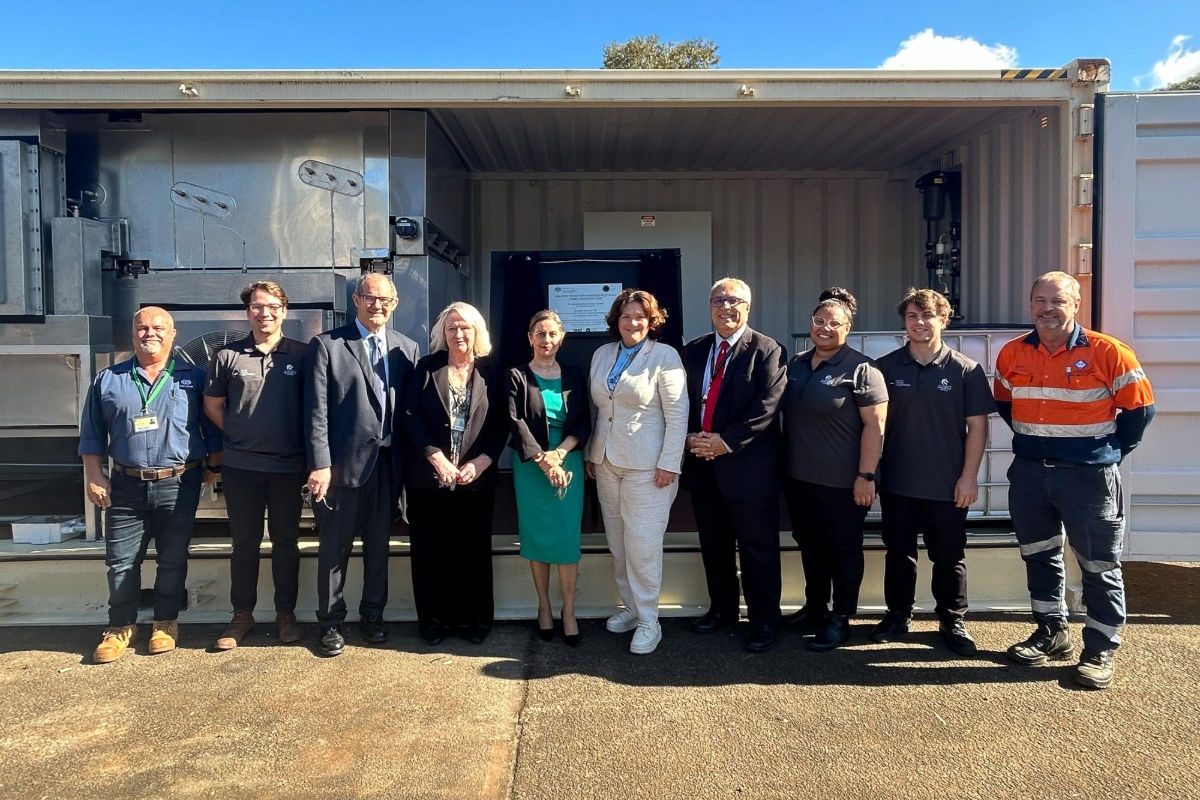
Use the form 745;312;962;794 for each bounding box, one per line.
112;460;201;481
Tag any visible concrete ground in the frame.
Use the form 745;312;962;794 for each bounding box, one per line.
0;561;1197;800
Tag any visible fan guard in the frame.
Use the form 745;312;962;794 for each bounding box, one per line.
174;330;246;368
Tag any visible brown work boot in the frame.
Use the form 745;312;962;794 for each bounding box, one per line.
93;625;136;664
275;611;302;644
215;610;255;651
148;619;179;655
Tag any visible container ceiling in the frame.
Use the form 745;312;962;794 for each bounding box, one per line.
432;104;1032;173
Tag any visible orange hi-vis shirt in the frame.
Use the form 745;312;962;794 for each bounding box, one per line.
993;325;1155;465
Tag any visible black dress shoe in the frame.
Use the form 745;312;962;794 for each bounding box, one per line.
745;623;778;653
465;622;491;644
690;608;738;634
419;620;446;645
318;625;345;657
870;610;913;643
807;614;851;652
781;605;829;635
359;614;388;645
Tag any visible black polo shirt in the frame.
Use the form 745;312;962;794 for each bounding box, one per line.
876;343;995;502
204;335;307;473
784;345;888;489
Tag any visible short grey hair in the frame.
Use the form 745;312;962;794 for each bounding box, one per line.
710;277;752;305
1031;271;1080;300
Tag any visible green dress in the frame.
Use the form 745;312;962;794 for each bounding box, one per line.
513;375;585;564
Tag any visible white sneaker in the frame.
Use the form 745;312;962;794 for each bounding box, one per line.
629;622;662;654
606;609;639;633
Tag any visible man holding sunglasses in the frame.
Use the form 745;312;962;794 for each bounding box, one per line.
304;273;420;656
204;281;308;650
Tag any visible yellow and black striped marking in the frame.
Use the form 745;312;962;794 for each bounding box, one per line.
1001;68;1068;80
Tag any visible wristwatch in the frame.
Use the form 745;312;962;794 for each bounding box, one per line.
856;471;875;482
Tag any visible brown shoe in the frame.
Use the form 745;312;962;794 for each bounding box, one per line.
215;610;255;650
93;625;136;664
148;619;179;655
275;611;302;644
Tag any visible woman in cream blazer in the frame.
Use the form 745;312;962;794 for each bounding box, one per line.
585;289;689;655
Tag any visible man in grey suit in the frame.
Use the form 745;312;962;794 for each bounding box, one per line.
304;273;420;656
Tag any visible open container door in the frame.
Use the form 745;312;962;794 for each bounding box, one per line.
1098;90;1200;560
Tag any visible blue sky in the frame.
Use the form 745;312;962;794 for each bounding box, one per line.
3;0;1197;90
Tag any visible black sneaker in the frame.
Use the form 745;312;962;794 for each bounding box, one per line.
938;618;978;656
870;610;913;643
319;624;345;657
1074;649;1115;690
1007;623;1073;665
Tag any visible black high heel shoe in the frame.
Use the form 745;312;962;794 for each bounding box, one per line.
562;615;581;647
536;612;555;641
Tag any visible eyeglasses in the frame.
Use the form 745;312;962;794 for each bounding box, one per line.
248;303;284;313
357;294;396;307
710;296;748;308
811;315;847;330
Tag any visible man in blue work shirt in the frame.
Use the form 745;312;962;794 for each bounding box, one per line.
80;306;222;664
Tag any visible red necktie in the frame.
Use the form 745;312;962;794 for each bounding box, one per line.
701;340;730;432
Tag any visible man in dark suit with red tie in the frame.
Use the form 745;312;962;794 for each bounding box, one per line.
304;273;420;656
682;277;788;652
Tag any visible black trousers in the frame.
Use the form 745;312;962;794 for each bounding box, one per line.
313;449;396;626
222;466;305;614
690;465;781;625
407;486;495;628
784;478;868;616
879;492;968;621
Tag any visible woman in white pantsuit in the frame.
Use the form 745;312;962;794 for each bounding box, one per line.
585;288;689;654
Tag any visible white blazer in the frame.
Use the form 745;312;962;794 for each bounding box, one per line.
587;339;689;473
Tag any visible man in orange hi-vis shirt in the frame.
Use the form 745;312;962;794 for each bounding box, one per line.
994;271;1155;690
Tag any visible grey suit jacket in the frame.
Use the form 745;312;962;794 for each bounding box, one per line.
586;339;689;473
303;322;419;490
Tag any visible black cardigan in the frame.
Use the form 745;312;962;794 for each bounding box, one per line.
506;363;591;462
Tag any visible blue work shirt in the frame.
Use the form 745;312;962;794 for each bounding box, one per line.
79;356;221;468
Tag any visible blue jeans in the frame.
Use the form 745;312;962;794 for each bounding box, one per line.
1007;457;1126;651
105;469;203;626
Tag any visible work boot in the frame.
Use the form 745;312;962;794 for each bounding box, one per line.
215;610;255;651
938;618;978;657
1074;649;1116;690
148;619;180;655
93;625;136;664
808;614;852;652
1007;622;1073;665
275;611;303;644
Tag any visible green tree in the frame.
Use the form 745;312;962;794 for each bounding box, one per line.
602;35;719;69
1165;72;1200;90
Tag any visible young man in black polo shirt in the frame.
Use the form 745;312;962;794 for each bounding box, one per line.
204;281;309;649
872;288;995;656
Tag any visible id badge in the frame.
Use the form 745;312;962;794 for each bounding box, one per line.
132;414;160;433
450;412;466;433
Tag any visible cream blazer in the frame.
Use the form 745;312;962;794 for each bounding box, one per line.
586;339;689;473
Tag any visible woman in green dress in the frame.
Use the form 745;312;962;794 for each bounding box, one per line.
507;310;591;646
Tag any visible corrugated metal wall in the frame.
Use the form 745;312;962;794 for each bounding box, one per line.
472;113;1062;347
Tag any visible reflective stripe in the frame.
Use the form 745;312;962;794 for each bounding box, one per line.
1084;616;1122;640
1071;550;1119;574
996;375;1013;391
1019;534;1063;557
1009;385;1112;403
1032;598;1065;615
1112;367;1147;392
1013;420;1117;437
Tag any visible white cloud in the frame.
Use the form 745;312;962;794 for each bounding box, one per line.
1137;35;1200;89
880;29;1018;70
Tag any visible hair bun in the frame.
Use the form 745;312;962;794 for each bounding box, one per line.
818;286;857;315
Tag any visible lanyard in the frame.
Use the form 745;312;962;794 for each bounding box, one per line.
133;359;175;412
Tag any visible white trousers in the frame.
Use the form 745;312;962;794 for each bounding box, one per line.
595;457;678;625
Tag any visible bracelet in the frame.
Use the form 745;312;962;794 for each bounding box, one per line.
206;463;222;474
